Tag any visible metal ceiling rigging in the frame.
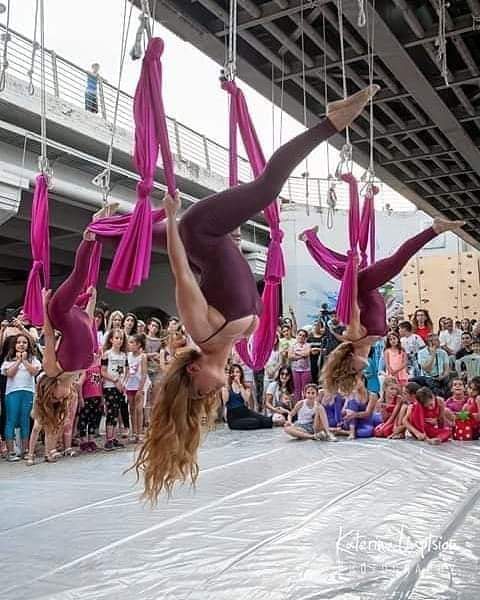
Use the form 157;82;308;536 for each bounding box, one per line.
138;0;480;248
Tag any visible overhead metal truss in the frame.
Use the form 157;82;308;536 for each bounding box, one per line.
137;0;480;246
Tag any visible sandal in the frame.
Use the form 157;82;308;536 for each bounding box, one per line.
24;454;35;466
45;450;58;463
64;447;79;457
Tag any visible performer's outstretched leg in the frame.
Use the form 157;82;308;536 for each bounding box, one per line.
358;219;464;292
182;86;379;239
48;240;95;330
48;239;97;372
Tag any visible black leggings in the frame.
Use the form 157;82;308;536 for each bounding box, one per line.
78;397;102;437
227;406;273;430
104;388;125;427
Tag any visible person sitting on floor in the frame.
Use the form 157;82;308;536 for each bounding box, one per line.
221;364;272;430
404;386;451;444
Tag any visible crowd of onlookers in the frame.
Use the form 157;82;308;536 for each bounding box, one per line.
1;302;480;466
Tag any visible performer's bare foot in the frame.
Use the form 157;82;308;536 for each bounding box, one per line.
92;202;119;221
298;225;319;242
432;217;465;234
327;85;380;131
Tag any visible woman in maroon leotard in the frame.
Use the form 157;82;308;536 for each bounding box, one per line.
134;87;384;499
319;217;464;396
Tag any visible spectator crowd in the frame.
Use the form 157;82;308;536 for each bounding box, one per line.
2;301;480;466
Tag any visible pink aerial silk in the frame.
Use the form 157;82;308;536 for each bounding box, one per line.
91;37;174;293
75;241;102;309
304;177;377;324
222;80;285;370
23;173;50;327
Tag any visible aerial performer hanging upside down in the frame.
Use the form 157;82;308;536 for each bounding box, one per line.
133;85;383;500
40;208;111;414
301;220;464;396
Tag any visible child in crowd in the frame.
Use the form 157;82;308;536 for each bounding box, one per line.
374;378;403;438
78;353;103;452
341;381;381;440
26;374;72;464
62;372;81;457
289;329;319;401
399;320;425;378
265;366;294;426
284;384;336;441
464;377;480;438
284;383;319;440
444;378;466;426
1;334;41;461
125;334;147;443
384;331;408;386
319;389;344;430
388;381;421;439
404;386;451;444
101;329;128;451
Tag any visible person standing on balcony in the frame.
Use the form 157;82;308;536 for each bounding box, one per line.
85;63;100;113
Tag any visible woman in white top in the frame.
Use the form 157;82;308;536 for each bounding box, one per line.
265;366;294;426
1;334;41;461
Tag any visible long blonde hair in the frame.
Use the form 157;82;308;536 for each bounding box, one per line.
321;342;359;395
132;347;218;501
34;376;71;433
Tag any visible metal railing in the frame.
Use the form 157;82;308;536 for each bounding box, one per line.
0;24;405;210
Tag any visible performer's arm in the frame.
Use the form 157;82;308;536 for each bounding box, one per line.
164;192;210;338
42;289;60;377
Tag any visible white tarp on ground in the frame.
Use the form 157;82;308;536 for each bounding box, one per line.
1;428;480;599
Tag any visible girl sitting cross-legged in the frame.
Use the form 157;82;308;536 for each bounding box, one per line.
284;384;337;441
374;378;403;438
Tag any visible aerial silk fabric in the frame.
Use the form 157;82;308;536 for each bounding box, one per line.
304;177;377;325
23;173;50;327
222;80;285;370
91;37;174;293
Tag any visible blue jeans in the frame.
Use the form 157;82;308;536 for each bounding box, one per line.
4;390;33;440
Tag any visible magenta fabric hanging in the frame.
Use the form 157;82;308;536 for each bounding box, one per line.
75;241;102;309
303;180;378;325
222;80;285;370
98;37;174;293
23;173;50;327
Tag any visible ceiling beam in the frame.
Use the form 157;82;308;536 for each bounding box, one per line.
341;0;480;180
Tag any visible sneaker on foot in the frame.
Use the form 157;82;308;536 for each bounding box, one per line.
7;453;20;462
112;439;125;449
104;440;115;451
88;441;98;452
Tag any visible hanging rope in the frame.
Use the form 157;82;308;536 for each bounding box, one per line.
224;0;238;81
131;0;152;60
0;0;10;93
322;13;335;229
435;0;449;87
37;0;51;179
335;0;352;178
360;0;376;192
92;0;133;204
27;0;40;95
299;1;310;216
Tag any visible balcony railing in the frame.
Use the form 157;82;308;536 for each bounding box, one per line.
0;24;399;211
